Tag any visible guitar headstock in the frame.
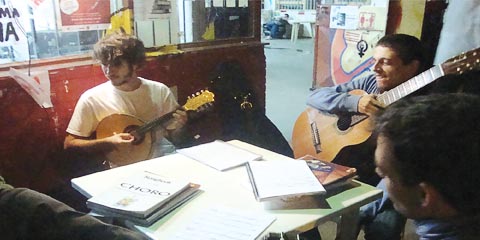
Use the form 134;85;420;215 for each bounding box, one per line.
183;90;215;112
441;47;480;75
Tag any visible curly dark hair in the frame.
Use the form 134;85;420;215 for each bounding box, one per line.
93;30;146;67
374;93;480;216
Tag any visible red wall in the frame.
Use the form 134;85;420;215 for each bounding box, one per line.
0;43;266;207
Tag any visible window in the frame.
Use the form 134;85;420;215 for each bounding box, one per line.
0;0;256;66
0;0;117;64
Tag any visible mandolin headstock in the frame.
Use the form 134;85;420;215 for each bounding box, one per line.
183;89;215;112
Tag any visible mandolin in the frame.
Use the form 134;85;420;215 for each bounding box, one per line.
96;90;214;167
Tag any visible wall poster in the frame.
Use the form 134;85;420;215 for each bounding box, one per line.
313;0;388;88
55;0;111;32
314;0;427;88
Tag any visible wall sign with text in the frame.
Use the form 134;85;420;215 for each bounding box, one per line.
56;0;110;32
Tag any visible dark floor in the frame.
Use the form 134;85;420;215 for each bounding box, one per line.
263;37;419;240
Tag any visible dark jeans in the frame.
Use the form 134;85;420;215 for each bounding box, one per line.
264;22;285;38
357;179;406;239
0;187;148;240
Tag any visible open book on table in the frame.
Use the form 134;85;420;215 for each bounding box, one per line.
177;140;262;171
246;159;326;202
86;171;200;222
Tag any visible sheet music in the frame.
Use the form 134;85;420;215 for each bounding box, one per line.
177;140;262;171
171;206;276;240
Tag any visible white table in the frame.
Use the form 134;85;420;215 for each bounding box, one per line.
289;20;316;43
72;140;381;240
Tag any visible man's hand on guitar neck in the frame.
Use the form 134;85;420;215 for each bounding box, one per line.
358;94;385;115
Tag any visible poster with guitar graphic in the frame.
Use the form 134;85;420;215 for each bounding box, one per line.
314;1;427;88
314;2;388;88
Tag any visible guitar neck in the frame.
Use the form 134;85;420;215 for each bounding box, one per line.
377;65;444;106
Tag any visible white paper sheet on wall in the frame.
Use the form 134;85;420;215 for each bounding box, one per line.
330;5;359;30
9;68;53;108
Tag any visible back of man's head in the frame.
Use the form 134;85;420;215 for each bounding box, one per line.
377;34;428;73
374;93;480;216
93;30;146;67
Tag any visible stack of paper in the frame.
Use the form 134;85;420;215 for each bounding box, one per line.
246;160;326;201
86;171;200;226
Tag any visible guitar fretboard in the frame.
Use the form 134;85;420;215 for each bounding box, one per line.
377;65;444;106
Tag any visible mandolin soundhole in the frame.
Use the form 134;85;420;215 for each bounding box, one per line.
124;125;144;145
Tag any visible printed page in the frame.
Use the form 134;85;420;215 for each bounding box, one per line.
177;140;262;171
171;206;276;240
247;160;326;201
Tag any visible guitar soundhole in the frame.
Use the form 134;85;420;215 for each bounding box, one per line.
337;117;352;131
124;125;144;145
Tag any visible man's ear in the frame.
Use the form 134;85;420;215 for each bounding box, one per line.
408;59;421;74
418;182;433;207
418;182;457;217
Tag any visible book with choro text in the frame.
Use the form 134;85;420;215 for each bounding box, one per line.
86;171;198;219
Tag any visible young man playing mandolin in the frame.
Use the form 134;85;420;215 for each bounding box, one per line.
307;34;429;239
64;30;187;169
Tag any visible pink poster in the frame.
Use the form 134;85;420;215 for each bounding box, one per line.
57;0;110;32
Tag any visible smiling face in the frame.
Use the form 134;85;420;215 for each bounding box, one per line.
374;135;427;219
372;46;420;93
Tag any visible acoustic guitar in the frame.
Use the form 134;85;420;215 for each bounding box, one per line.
96;90;214;167
292;47;480;161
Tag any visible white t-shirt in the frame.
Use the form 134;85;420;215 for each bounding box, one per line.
66;77;179;157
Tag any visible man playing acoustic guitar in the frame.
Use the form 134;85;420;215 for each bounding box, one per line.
64;30;187;169
307;34;429;240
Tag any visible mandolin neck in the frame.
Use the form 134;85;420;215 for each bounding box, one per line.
133;108;181;136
